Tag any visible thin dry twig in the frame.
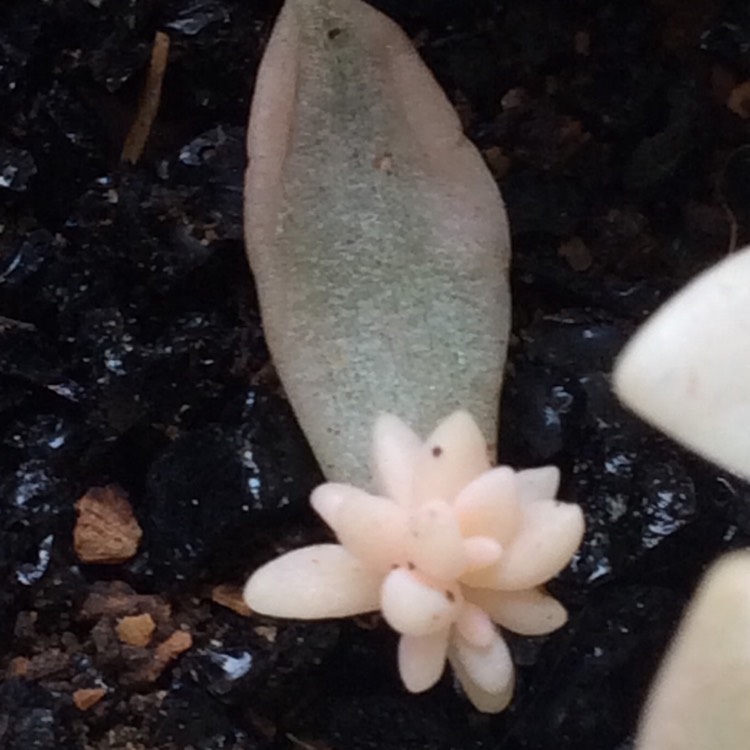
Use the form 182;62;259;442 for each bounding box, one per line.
121;31;170;164
714;146;744;256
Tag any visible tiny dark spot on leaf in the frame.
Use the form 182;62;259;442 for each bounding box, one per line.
432;446;443;457
328;27;342;39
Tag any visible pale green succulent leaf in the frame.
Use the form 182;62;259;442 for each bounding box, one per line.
244;0;511;486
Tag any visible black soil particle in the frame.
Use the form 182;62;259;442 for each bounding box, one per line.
2;0;750;749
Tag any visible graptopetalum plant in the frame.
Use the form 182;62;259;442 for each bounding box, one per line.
614;246;750;749
243;0;511;487
241;0;585;713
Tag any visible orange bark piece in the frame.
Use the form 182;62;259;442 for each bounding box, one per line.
116;613;156;647
133;629;193;683
73;687;107;711
74;485;142;564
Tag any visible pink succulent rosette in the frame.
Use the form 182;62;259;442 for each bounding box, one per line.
244;411;585;712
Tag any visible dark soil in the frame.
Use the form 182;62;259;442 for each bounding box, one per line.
2;0;750;748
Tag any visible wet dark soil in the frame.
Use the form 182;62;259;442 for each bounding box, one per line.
2;0;750;748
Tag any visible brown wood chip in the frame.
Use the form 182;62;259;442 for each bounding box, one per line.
727;80;750;119
81;581;170;622
211;584;252;617
74;485;143;564
135;629;193;683
156;630;192;663
8;656;29;678
482;146;511;180
253;625;277;643
558;236;593;272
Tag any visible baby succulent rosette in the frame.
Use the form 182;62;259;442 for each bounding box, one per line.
244;411;585;712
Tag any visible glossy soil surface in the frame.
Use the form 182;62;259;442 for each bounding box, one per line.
1;0;750;748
